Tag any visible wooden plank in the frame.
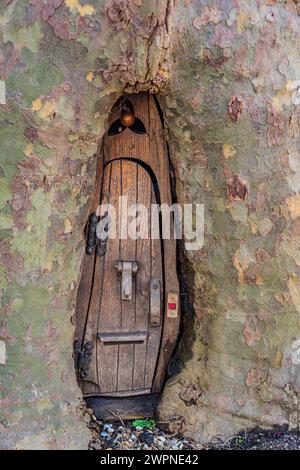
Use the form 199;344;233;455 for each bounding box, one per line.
145;188;163;388
75;148;103;347
95;389;151;398
117;160;137;391
96;160;121;393
132;163;152;389
81;155;109;395
97;331;148;344
148;95;180;393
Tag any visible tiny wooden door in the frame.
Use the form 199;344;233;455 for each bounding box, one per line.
75;93;180;404
81;158;163;396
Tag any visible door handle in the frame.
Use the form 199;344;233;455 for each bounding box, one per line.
150;278;161;327
116;260;138;301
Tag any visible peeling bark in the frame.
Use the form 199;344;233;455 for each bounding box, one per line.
0;0;300;448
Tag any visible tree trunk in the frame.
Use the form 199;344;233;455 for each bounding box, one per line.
1;0;300;448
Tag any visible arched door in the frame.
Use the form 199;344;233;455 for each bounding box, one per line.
75;93;180;418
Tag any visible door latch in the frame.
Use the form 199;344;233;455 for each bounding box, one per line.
150;278;161;327
115;260;138;301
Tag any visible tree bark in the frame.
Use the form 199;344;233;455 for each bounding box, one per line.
0;0;300;447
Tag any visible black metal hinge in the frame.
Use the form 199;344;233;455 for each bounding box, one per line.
74;340;93;380
86;212;109;257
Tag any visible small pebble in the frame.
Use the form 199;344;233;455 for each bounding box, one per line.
139;432;154;446
89;421;300;451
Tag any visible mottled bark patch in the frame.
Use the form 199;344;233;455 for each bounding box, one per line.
179;383;202;406
228;95;243;122
227;175;248;202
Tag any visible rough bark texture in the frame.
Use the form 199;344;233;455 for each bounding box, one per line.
0;0;300;448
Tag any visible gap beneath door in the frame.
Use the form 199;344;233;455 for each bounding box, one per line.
85;394;159;420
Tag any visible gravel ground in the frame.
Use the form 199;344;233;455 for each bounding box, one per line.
88;417;300;451
207;426;300;450
89;419;200;450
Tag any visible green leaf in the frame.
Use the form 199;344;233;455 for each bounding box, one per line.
131;419;156;429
